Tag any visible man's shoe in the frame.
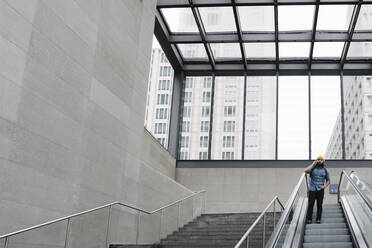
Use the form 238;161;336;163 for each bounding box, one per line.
307;219;312;224
316;219;321;224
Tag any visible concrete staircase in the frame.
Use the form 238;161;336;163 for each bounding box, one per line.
303;203;353;248
111;212;277;248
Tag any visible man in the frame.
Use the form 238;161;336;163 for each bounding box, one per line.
305;155;330;224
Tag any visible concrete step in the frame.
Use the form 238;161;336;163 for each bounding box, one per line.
304;234;351;243
305;228;349;236
303;242;353;248
306;223;347;229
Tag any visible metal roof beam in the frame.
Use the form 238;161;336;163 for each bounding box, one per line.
232;0;248;71
308;0;320;70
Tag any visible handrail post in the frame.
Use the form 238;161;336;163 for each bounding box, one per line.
203;191;206;214
135;210;140;244
64;218;71;248
262;213;266;248
246;236;249;248
338;171;344;203
273;200;276;226
177;202;180;229
159;209;164;241
105;206;112;248
4;237;8;248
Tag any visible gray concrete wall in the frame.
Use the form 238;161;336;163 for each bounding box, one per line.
0;0;194;244
176;167;372;213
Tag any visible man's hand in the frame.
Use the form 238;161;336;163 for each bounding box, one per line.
305;159;319;173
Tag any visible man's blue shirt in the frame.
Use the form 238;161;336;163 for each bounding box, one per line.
308;167;330;191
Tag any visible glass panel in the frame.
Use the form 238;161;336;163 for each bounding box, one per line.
278;76;309;159
279;42;310;58
144;36;174;149
355;5;372;31
278;5;314;31
161;8;199;33
239;6;275;31
343;76;372;159
317;5;354;31
313;42;345;58
177;44;208;59
108;206;139;245
244;76;276;160
198;7;236;33
210;43;242;59
7;220;67;248
212;77;245;160
311;76;341;159
347;42;372;58
179;76;212;160
244;43;276;58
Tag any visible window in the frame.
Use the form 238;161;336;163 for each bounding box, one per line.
203;91;211;103
182;121;190;132
180;136;189;148
158;80;170;90
247;91;259;102
224;91;236;103
157;138;166;146
199;152;208;160
183;106;191;117
246;136;259;148
155;108;168;119
201;121;209;132
202;106;210;117
223;136;235;148
367;95;372;106
160;53;168;63
204;77;212;88
200;136;209;147
157;94;169;105
184;92;192;103
246;120;258;132
246;106;259;117
185;78;193;89
179;151;189;160
224;121;235;132
222;152;234;160
224;106;236;117
160;66;171;76
154;123;167;134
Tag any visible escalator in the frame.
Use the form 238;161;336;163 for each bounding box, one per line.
264;170;372;248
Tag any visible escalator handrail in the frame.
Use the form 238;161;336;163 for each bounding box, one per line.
265;172;308;248
350;171;372;192
338;170;372;212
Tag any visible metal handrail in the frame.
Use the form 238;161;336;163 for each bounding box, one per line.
338;170;372;212
234;196;285;248
0;190;206;239
265;173;308;248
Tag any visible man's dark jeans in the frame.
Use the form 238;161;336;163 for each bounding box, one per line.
307;189;324;221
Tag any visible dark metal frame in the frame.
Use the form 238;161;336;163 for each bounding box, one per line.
155;0;372;76
156;0;372;162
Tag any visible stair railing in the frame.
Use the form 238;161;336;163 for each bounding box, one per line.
265;173;309;248
234;196;285;248
0;190;206;248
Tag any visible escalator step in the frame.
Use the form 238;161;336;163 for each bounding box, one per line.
303;242;353;248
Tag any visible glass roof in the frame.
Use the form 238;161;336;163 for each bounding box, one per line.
313;42;345;58
155;0;372;75
210;43;241;59
278;6;314;31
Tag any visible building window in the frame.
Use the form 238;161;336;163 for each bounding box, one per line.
201;121;209;132
155;108;168;119
157;94;169;105
185;78;193;89
184;92;192;103
224;121;235;132
160;66;171;76
222;152;234;160
160;53;168;63
246;106;259;117
246;120;258;132
202;106;210;117
224;106;236;117
247;91;259;102
179;151;189;160
199;152;208;160
223;136;235;148
200;136;209;147
246;136;258;148
204;77;212;88
183;106;191;117
158;80;170;90
154;123;167;134
157;138;166;146
224;91;236;103
180;136;189;148
367;95;372;106
203;91;211;103
182;121;190;132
